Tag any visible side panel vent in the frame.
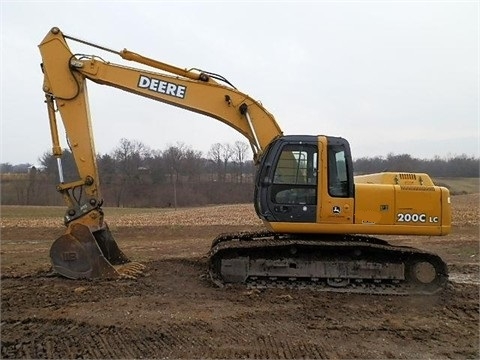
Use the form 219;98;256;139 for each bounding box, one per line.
399;173;417;180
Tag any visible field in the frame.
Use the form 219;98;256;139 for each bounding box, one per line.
1;194;479;359
434;177;480;195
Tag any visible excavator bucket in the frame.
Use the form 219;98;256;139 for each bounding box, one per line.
49;223;144;279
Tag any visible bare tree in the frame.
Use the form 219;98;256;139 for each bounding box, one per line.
232;141;250;183
144;149;166;184
221;143;234;182
183;148;204;182
208;143;223;182
163;142;188;183
112;138;151;206
163;142;192;209
113;138;151;175
208;143;233;182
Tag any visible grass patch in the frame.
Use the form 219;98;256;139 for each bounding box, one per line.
0;205;174;219
433;177;479;195
0;206;65;218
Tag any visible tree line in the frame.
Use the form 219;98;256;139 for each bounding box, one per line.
354;153;479;178
1;139;478;207
1;140;256;207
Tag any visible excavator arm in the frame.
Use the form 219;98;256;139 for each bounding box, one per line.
39;27;282;279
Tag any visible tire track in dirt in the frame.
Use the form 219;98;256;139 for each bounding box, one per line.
210;315;329;359
2;315;331;359
198;336;328;359
1;318;215;359
449;263;479;285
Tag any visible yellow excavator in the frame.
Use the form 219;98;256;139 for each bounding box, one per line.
39;27;451;294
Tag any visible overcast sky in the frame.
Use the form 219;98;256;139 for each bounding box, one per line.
1;1;478;165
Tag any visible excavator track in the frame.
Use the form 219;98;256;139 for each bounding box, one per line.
208;231;448;295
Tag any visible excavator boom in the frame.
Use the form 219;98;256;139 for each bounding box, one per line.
40;27;283;163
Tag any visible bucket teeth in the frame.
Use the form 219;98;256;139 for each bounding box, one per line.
116;262;146;279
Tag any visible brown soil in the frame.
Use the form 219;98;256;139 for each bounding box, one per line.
1;199;479;359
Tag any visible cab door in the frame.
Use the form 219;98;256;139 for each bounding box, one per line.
254;136;318;223
317;136;355;224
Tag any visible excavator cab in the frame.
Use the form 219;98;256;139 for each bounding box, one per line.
254;135;354;224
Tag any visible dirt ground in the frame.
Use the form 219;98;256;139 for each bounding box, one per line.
1;196;479;359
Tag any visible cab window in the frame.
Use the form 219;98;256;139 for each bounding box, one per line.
328;145;349;197
271;144;317;204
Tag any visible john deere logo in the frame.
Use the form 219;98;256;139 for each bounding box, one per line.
138;75;186;99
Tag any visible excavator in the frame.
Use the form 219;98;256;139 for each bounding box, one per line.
39;27;451;295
